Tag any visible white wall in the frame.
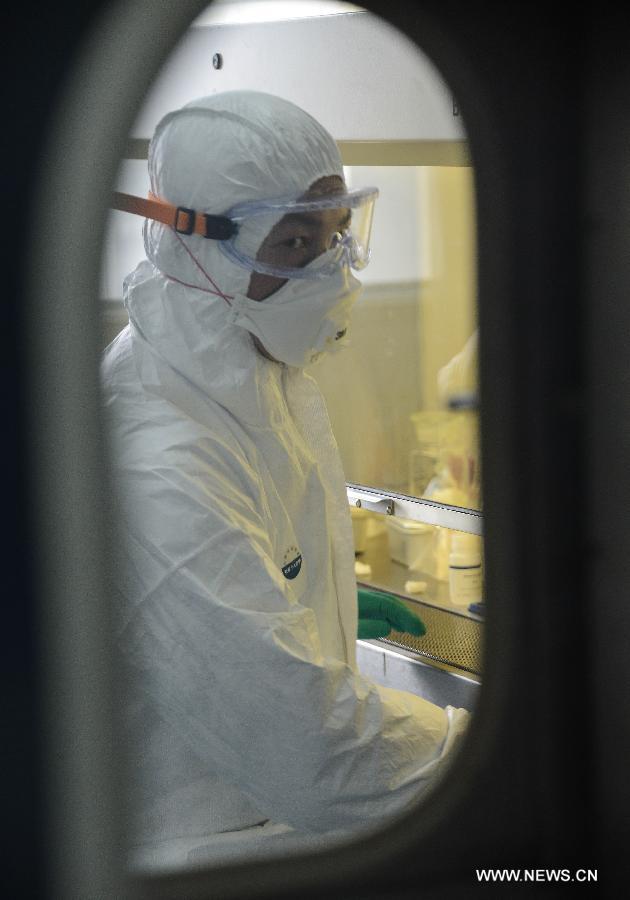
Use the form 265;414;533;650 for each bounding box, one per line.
130;11;463;142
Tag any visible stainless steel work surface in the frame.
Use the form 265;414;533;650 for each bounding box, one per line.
356;640;480;712
353;520;483;712
356;539;484;678
379;599;482;676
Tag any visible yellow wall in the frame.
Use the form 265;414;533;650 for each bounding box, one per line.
418;166;477;409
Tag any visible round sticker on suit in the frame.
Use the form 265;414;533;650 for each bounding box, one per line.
281;545;303;580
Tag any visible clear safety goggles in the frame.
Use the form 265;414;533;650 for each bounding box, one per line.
221;187;378;279
111;185;378;280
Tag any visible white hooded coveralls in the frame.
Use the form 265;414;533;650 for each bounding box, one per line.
101;91;469;863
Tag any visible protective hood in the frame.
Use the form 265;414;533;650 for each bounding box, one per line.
125;91;347;422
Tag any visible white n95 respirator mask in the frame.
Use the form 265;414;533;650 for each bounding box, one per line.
227;259;362;368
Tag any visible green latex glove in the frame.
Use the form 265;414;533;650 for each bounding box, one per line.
357;587;426;640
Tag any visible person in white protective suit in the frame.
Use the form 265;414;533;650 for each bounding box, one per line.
102;91;470;868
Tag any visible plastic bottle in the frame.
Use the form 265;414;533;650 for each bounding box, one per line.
448;532;483;607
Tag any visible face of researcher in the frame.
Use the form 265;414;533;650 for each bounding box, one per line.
246;175;349;362
246;175;349;301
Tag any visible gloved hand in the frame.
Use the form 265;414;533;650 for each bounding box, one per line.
357;587;426;640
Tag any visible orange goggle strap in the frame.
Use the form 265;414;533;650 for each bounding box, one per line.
111;191;238;241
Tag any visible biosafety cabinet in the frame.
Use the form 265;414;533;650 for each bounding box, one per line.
101;4;482;713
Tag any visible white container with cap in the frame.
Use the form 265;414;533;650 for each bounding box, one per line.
448;531;483;607
385;517;434;569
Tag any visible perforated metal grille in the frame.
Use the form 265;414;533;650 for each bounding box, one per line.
382;602;483;676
